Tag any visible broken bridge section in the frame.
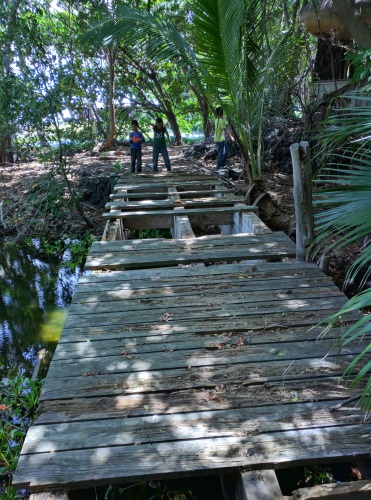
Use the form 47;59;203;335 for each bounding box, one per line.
13;169;371;497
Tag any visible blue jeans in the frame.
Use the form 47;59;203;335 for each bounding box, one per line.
130;148;142;172
153;146;171;171
216;140;227;168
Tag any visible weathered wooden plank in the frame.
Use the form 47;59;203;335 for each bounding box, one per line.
53;325;357;360
62;295;352;329
292;480;371;499
59;309;356;342
45;338;366;379
39;355;358;400
110;188;230;200
20;400;365;454
35;376;355;424
104;205;258;218
77;261;326;284
29;493;69;500
87;234;293;260
73;277;334;302
114;180;225;192
69;286;344;315
54;328;352;359
88;232;292;253
13;425;371;491
85;234;297;269
106;196;245;210
116;173;222;183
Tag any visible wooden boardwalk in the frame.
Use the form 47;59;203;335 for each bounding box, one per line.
13;170;371;496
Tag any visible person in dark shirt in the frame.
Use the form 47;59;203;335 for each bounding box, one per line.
152;117;171;172
129;119;145;173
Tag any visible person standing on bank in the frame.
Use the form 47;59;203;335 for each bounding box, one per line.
214;106;230;170
152;117;171;172
129;119;145;173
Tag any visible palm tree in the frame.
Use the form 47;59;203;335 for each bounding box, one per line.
190;0;297;182
82;0;298;182
313;90;371;412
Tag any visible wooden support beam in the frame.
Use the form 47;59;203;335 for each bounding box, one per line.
84;232;297;270
102;206;259;230
110;188;229;200
114;180;225;192
220;470;283;500
233;211;271;235
105;196;244;211
29;492;69;500
292;480;371;499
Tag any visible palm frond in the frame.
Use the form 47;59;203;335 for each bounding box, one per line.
315;89;371;413
319;290;371;411
192;0;258;104
81;5;197;73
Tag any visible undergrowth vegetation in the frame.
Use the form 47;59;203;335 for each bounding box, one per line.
0;374;42;499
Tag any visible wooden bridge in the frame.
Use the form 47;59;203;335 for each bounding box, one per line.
13;167;371;498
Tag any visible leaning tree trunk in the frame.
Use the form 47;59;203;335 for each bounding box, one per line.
166;110;182;145
99;46;117;152
187;77;212;137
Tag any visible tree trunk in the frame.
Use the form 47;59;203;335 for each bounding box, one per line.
333;0;371;48
300;0;371;44
187;77;211;137
200;93;212;137
0;135;9;163
99;46;117;152
165;110;182;145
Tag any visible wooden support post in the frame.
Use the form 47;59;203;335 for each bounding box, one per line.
357;458;371;479
220;470;283;500
233;210;271;235
319;254;331;274
31;349;47;381
168;187;196;239
101;219;123;241
216;191;233;235
290;141;314;262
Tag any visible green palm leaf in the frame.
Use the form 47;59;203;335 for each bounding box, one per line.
314;88;371;412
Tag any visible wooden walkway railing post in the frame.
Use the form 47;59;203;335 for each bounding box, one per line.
290;141;314;262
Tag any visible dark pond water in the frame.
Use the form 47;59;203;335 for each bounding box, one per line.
0;241;81;378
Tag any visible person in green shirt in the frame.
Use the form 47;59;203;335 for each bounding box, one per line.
214;107;229;169
152;117;171;172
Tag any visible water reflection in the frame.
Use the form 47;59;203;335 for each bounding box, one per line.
0;243;80;377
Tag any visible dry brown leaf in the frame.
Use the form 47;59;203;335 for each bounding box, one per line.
205;391;223;403
161;312;174;322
